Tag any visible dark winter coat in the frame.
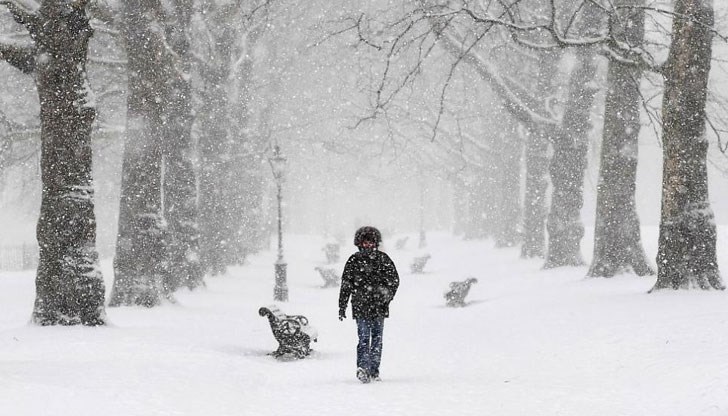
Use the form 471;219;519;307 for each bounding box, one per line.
339;249;399;319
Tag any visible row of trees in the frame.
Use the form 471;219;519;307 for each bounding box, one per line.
0;0;724;327
337;0;725;291
0;0;282;325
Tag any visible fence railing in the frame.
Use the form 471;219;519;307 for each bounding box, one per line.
0;244;38;271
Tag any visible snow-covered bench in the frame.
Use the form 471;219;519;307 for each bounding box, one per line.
444;278;478;307
323;243;340;264
259;305;317;359
314;266;340;288
410;254;431;274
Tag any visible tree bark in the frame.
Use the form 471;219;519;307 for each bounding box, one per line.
109;0;170;306
588;0;654;278
651;0;724;291
520;46;559;259
494;117;523;248
521;125;550;258
195;6;268;274
30;0;106;325
541;0;606;270
162;0;203;290
544;44;599;269
197;18;235;276
452;178;468;237
463;162;498;240
221;53;261;266
198;87;229;276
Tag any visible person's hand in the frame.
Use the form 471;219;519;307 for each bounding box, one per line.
338;310;346;321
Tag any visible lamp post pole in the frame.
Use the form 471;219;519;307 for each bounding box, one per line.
269;145;288;302
418;172;427;249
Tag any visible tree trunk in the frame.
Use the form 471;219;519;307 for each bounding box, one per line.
198;91;229;276
197;24;234;276
521;125;550;258
221;53;260;266
195;9;268;274
463;165;497;240
109;0;170;306
495;118;523;248
651;0;724;291
588;0;653;278
479;166;499;239
162;0;203;290
452;178;468;237
543;44;599;269
543;3;605;269
31;0;106;325
520;46;559;259
224;151;266;265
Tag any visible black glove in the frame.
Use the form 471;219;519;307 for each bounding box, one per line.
338;310;346;321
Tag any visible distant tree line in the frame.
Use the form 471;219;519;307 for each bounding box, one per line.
0;0;283;325
332;0;726;291
0;0;725;327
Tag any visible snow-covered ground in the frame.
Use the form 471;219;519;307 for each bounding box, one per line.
2;230;728;416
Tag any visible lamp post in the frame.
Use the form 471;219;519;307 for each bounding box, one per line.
268;145;288;302
418;172;427;249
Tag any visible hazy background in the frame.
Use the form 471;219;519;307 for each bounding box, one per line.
2;1;728;260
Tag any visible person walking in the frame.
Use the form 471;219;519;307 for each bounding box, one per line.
338;226;400;383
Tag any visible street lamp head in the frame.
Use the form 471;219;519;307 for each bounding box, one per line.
268;145;287;183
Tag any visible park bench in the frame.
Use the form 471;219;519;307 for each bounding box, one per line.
410;254;431;274
314;266;340;288
444;278;478;307
323;243;340;264
259;305;318;359
395;236;409;250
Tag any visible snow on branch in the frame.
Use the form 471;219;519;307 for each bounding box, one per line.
437;30;559;130
459;1;668;73
621;3;728;43
87;0;120;26
311;14;384;51
598;40;662;74
61;185;95;203
88;56;127;68
706;93;728;154
388;120;480;172
457;7;553;37
241;0;275;23
347;18;442;127
343;2;566;137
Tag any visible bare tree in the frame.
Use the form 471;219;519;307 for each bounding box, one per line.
162;0;203;290
520;48;557;259
193;0;269;275
194;1;236;275
110;0;171;306
335;1;676;271
110;0;209;304
0;0;105;324
494;118;523;248
588;0;654;277
652;0;724;291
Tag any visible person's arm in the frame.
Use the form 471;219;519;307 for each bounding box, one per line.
338;256;355;319
383;253;399;300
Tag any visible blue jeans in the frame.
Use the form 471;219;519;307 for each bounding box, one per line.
356;318;384;377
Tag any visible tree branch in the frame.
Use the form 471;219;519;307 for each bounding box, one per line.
0;41;35;73
437;29;558;130
87;0;120;26
0;0;38;28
